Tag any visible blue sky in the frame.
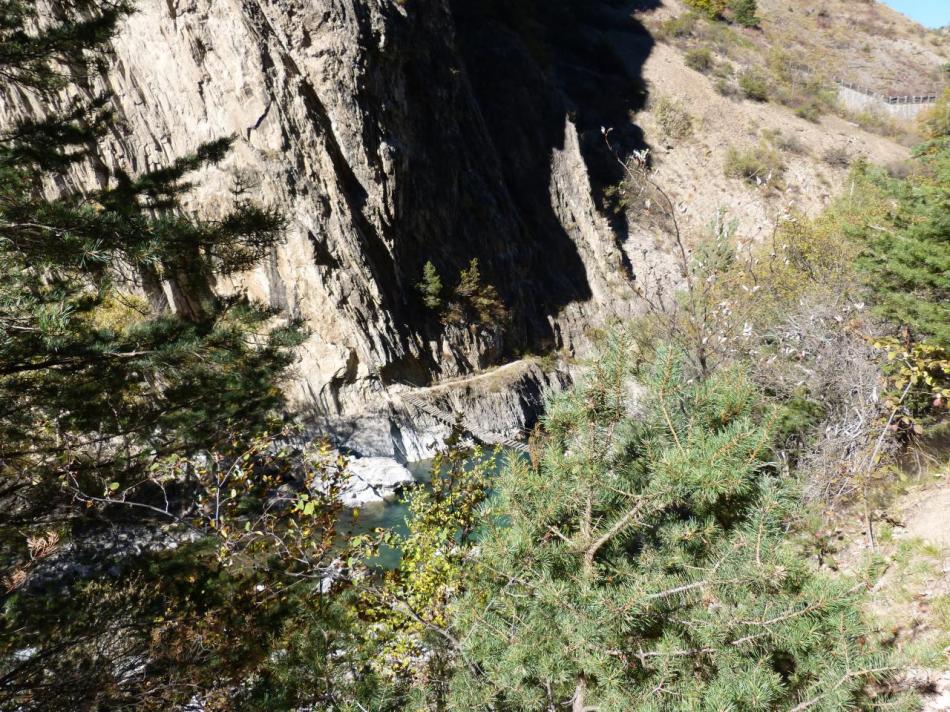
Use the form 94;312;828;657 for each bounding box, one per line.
880;0;948;28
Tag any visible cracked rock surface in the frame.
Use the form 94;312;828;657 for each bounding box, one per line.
3;1;654;443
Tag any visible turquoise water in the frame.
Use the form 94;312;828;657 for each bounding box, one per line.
337;459;431;536
336;452;520;569
334;459;433;569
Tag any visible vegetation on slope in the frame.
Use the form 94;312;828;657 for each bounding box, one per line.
450;343;906;711
0;2;310;707
651;0;947;134
0;0;947;710
851;119;950;347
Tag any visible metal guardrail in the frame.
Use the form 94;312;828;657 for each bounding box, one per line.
835;79;939;105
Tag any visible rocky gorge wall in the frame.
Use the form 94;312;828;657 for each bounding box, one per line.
313;358;579;462
2;0;656;452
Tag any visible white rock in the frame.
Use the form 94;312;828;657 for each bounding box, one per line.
341;457;415;507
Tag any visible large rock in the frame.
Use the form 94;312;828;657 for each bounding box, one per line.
316;358;577;460
342;457;415;507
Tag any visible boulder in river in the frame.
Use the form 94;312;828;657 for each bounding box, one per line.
342;457;415;507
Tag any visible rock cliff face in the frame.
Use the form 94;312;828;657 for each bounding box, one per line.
314;358;578;462
4;0;653;438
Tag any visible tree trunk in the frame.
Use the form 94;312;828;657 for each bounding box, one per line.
165;270;212;322
139;265;170;314
572;675;587;712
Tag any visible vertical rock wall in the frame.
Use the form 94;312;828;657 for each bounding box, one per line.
2;0;653;422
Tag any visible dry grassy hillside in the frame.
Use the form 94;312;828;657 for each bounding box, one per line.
612;0;945;267
756;0;946;94
647;0;947;95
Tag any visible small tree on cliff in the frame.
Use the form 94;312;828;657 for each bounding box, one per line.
449;338;908;711
418;260;444;310
443;258;508;328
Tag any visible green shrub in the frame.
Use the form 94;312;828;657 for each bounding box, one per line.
684;46;714;72
772;76;835;122
738;69;769;101
724;143;785;187
652;96;694;139
794;100;823;122
884;159;915;180
729;0;759;27
683;0;727;19
766;48;804;85
842;108;908;140
450;342;911;711
851;139;950;347
704;19;752;53
714;76;739;98
416;260;443;310
656;12;699;41
763;129;806;155
821;145;852;168
442;258;508;327
351;442;495;702
919;87;950;139
714;61;735;79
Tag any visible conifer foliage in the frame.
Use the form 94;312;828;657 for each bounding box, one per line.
0;2;302;706
729;0;759;28
0;0;300;529
450;340;907;711
852;118;950;349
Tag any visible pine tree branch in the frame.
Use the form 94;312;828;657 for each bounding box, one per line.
739;597;828;628
0;350;155;376
644;579;709;601
547;525;571;544
583;495;650;575
788;667;896;712
656;350;684;453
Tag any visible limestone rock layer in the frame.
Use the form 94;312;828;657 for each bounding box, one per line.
7;0;652;418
